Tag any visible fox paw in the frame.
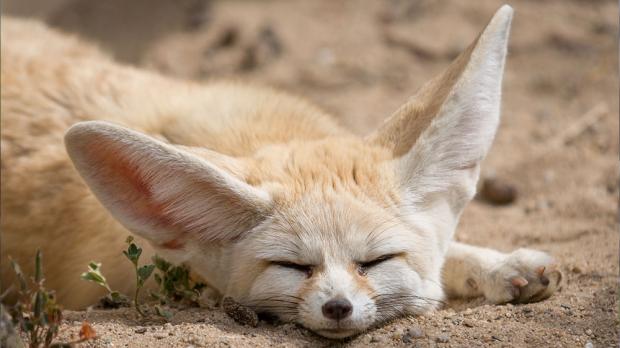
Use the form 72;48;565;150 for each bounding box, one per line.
482;249;562;304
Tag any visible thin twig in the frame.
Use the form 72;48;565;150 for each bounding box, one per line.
545;102;608;149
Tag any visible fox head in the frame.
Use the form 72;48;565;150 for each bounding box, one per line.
65;6;512;338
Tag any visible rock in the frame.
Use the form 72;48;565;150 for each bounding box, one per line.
222;297;259;327
479;177;518;205
585;329;593;336
134;327;147;334
571;266;583;274
436;333;450;343
463;319;475;327
584;342;594;348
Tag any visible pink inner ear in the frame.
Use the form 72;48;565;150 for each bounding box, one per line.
160;238;185;249
72;126;267;246
85;139;183;240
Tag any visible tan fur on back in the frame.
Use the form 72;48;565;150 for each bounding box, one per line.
0;17;358;307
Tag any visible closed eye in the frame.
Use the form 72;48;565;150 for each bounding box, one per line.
271;261;313;277
357;253;401;275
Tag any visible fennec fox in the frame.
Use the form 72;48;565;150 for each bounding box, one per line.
1;6;561;338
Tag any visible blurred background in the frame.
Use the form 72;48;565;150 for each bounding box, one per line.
1;0;618;345
2;0;616;135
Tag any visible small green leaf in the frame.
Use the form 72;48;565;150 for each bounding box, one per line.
154;305;172;319
124;243;142;265
137;264;155;286
33;291;43;319
9;258;27;292
152;255;171;272
88;261;100;271
81;262;113;292
81;271;105;285
34;250;43;283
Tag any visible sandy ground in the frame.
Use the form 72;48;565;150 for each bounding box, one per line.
2;0;618;346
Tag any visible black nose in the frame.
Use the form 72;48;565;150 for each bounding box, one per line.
322;298;353;321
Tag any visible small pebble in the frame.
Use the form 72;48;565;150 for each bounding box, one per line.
585;329;593;336
134;327;147;334
479;177;518;205
571;266;583;274
584;342;593;348
463;319;475;327
505;312;512;318
222;297;259;327
436;334;450;343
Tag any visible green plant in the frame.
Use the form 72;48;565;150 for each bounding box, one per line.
151;255;206;306
80;262;128;308
7;250;63;348
123;236;155;317
80;236;206;319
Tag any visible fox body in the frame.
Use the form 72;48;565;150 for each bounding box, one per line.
1;6;561;338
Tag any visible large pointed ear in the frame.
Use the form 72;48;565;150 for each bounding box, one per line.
65;121;271;250
368;6;513;212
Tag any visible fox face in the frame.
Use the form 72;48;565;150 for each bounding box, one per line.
229;142;446;337
235;190;446;338
64;6;513;338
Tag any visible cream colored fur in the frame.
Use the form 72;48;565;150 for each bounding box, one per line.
1;6;561;338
